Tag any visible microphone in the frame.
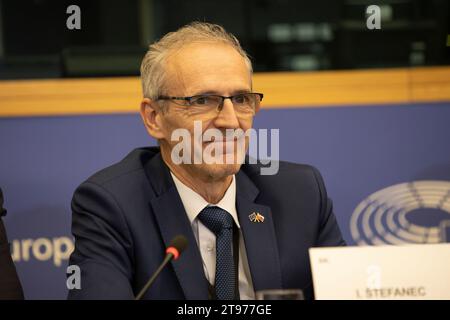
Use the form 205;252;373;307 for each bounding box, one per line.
135;235;188;300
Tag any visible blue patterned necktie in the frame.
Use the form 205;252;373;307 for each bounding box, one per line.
198;206;236;300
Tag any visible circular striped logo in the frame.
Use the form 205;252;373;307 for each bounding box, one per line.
350;181;450;245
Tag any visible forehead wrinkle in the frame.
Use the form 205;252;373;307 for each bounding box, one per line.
165;42;251;96
164;53;189;96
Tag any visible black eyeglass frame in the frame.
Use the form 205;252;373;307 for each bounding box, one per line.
156;93;264;107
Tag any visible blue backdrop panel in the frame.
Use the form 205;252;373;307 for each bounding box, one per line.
1;102;449;299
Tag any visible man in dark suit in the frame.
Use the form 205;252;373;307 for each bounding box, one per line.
68;22;345;300
0;188;24;300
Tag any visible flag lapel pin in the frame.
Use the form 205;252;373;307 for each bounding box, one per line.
249;212;265;223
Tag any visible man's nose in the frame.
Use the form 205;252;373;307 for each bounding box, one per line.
213;98;240;129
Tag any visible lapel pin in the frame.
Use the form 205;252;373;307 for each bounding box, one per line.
249;212;265;223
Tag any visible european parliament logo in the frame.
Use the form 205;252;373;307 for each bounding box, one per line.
350;181;450;245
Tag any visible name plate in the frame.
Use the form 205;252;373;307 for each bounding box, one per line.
309;243;450;300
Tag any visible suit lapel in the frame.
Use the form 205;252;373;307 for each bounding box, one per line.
236;170;283;291
144;152;209;300
143;149;283;297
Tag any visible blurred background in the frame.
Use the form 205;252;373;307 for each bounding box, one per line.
0;0;449;79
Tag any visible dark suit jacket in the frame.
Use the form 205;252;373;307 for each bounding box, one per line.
68;147;345;300
0;188;24;299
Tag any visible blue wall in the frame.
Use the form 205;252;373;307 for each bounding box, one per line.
1;102;450;299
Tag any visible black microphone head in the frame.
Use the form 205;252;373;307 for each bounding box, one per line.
169;235;188;254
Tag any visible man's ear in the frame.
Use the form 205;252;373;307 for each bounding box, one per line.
140;98;165;139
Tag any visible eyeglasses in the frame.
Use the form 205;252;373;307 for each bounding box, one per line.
157;93;263;118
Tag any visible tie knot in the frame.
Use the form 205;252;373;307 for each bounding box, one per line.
198;206;234;235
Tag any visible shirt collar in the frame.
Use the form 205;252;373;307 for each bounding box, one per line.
170;172;240;228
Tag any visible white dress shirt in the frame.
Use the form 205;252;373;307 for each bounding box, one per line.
170;172;255;300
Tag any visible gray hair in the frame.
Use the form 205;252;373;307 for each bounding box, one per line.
140;21;253;100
